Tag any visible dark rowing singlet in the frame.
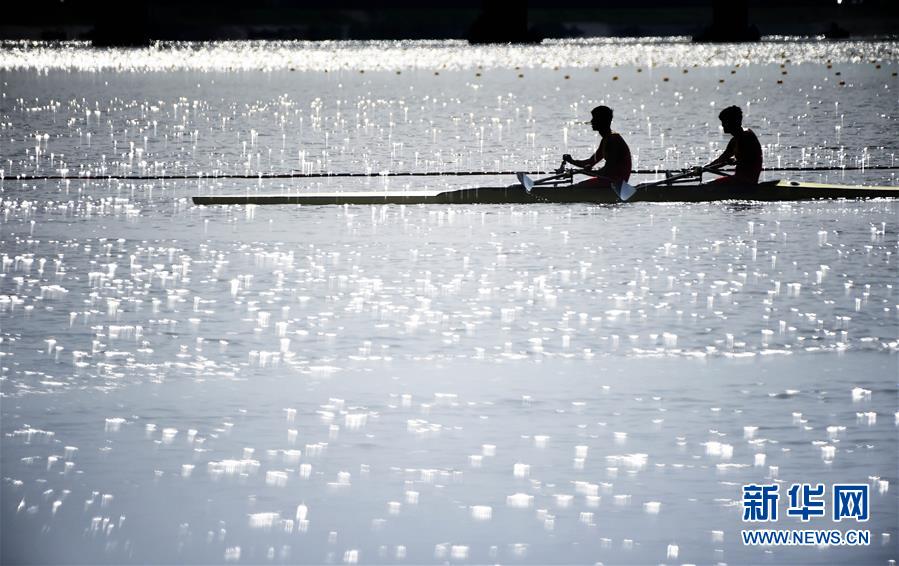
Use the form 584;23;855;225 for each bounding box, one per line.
592;133;632;182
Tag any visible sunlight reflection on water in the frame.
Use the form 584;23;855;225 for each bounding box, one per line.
2;37;897;71
1;39;897;565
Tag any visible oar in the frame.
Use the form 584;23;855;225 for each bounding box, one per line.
613;180;637;201
516;170;575;193
521;167;630;195
703;166;733;177
516;172;536;192
615;166;717;202
523;166;723;200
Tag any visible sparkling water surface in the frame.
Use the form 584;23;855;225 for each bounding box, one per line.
1;39;897;564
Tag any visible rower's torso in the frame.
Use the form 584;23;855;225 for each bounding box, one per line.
598;132;633;182
732;128;762;182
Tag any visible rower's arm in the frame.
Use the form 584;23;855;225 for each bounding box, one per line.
562;155;599;169
709;137;736;167
563;146;602;169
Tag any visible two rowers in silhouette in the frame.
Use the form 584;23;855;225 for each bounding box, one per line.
561;104;762;191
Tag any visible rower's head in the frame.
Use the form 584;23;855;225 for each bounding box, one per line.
718;105;743;135
589;105;613;134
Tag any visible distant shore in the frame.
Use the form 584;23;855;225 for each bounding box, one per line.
2;4;897;43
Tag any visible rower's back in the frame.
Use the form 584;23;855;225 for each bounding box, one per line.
598;132;633;183
732;128;762;184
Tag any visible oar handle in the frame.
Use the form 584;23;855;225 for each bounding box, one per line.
532;171;574;185
560;167;606;179
703;166;733;177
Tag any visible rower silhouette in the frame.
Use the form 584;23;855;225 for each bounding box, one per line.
707;105;762;185
562;105;632;191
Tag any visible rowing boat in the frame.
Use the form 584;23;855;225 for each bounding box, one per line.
191;180;899;206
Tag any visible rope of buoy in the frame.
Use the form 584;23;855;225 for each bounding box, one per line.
2;165;897;182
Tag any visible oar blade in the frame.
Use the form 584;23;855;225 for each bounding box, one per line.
615;181;637;202
516;172;535;193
